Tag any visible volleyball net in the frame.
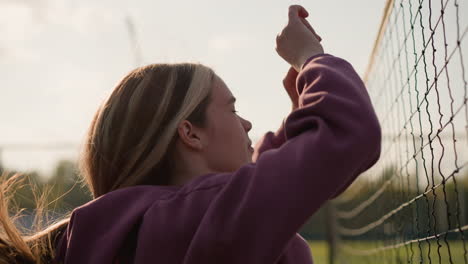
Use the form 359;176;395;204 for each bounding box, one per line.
329;0;468;263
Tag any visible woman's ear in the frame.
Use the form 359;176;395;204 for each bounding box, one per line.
177;120;203;150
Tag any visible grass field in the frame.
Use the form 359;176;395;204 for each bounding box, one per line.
308;240;468;264
308;241;329;264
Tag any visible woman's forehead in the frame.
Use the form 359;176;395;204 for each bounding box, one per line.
212;76;234;104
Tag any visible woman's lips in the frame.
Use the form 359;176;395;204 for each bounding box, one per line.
248;145;254;152
247;139;253;152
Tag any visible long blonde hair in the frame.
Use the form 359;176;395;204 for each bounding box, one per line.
0;63;216;263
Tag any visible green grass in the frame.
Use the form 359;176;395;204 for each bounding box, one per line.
308;241;330;264
307;240;468;264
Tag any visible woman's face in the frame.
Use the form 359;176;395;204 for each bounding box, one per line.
202;75;253;172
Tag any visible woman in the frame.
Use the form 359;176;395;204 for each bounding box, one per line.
0;5;381;264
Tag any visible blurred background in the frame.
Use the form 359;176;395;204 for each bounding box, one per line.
0;0;385;175
2;0;467;263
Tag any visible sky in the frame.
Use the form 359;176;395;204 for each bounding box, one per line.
0;0;409;175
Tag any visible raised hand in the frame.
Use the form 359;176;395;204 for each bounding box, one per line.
275;5;324;72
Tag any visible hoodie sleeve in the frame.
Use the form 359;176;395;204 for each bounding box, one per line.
184;54;381;263
252;120;287;162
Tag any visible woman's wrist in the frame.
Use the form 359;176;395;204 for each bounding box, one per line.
297;51;325;71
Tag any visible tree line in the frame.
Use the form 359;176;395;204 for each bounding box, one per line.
1;161;467;240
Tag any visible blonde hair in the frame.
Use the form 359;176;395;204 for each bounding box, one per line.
82;63;215;197
0;63;216;263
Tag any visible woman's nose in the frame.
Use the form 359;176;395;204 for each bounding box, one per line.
241;117;252;132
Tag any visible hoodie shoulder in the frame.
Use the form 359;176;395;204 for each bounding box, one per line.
56;173;231;264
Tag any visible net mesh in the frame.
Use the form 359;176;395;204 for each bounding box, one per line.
333;0;468;263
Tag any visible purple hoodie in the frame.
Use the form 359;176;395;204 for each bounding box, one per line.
55;54;381;264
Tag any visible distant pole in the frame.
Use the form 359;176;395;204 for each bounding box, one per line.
125;16;143;67
325;201;338;264
461;136;467;226
0;146;3;172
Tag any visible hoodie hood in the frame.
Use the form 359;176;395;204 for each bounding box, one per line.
55;185;180;263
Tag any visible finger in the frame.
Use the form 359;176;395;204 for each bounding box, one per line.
284;67;298;82
287;5;321;41
288;5;308;20
283;68;298;87
298;8;309;18
287;66;298;76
